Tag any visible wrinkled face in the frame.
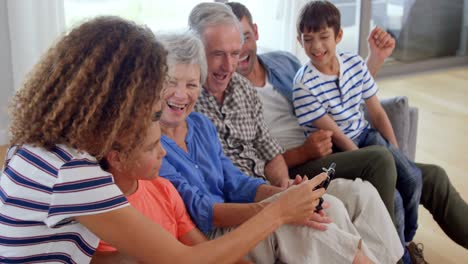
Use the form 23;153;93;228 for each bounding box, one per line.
203;23;242;94
160;63;201;128
298;27;343;72
121;121;166;181
237;17;258;77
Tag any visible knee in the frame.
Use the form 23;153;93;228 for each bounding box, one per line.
367;145;394;167
421;163;448;186
323;194;348;219
357;180;381;202
364;146;397;183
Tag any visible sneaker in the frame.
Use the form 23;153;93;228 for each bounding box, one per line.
406;242;429;264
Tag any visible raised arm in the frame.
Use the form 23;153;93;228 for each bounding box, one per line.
366;27;395;77
78;174;327;264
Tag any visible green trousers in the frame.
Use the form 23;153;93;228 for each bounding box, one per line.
289;145;468;249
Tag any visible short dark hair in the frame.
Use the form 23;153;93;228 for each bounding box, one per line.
225;2;253;27
297;1;341;37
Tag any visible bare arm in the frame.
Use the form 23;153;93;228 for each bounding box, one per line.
282;130;333;168
264;154;290;188
91;228;250;264
312;115;358;151
364;95;399;147
179;228;208;246
366;27;395;78
213;202;266;228
78;175;327;264
91;251;137;264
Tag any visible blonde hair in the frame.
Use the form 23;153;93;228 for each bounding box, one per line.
9;16;167;160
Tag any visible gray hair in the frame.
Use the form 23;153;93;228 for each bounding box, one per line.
188;2;244;44
158;30;208;84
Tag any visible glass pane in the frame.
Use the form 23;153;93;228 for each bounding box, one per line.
330;0;361;54
371;0;468;63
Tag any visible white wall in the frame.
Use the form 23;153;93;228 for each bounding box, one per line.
0;1;14;145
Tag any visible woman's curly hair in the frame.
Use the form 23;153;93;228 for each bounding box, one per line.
8;16;167;160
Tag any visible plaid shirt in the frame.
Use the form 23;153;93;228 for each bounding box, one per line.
195;73;283;179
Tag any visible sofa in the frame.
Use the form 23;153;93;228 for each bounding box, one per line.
364;96;419;161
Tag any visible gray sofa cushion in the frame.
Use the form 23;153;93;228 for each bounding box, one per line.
363;96;418;161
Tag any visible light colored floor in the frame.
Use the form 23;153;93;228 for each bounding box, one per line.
377;66;468;263
0;66;467;262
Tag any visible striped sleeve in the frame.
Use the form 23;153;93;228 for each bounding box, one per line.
361;61;378;99
293;83;327;126
45;159;128;227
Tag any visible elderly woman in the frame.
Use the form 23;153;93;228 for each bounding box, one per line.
158;30;402;264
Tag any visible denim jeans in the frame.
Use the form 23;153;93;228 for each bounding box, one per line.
355;128;422;244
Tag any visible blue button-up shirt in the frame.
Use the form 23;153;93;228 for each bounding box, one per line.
159;112;266;234
259;51;302;102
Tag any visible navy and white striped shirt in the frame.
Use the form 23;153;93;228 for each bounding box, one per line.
0;144;128;263
293;52;378;140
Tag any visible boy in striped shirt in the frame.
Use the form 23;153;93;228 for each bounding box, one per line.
292;1;423;263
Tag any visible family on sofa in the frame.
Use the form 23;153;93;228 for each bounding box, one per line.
0;1;466;264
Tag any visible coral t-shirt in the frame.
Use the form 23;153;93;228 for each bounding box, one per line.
97;177;196;251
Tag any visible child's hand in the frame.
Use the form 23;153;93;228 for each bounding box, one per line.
368;27;395;61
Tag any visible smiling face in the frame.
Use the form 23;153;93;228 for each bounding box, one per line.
298;27;343;74
237;17;258;76
160;63;201;128
203;23;242;95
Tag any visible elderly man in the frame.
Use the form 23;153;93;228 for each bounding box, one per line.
226;1;468;262
176;2;403;263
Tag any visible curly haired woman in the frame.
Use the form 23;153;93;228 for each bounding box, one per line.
0;16;328;263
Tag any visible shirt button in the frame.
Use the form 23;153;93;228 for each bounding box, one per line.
195;165;199;169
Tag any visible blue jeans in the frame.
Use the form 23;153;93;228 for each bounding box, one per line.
355;128;422;244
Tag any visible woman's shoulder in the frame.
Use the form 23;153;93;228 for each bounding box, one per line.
6;144;97;169
187;112;216;131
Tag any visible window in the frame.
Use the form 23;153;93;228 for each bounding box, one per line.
64;0;206;31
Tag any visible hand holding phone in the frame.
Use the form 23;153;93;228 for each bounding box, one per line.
314;162;336;212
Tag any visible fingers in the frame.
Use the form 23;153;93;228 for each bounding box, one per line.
306;173;328;192
316;129;333;138
369;27;396;49
320;141;333;157
384;36;396;49
293;175;303;185
309;212;332;224
319;201;330;211
304;220;328;231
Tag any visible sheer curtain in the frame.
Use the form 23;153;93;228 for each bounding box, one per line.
1;0;64;144
7;0;65;91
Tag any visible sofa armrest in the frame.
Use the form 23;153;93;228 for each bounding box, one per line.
363;96;418;161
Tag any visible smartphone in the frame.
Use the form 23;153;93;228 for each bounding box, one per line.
314;162;336;212
314;162;336;191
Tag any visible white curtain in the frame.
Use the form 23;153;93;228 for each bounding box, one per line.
0;0;64;144
7;0;65;91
